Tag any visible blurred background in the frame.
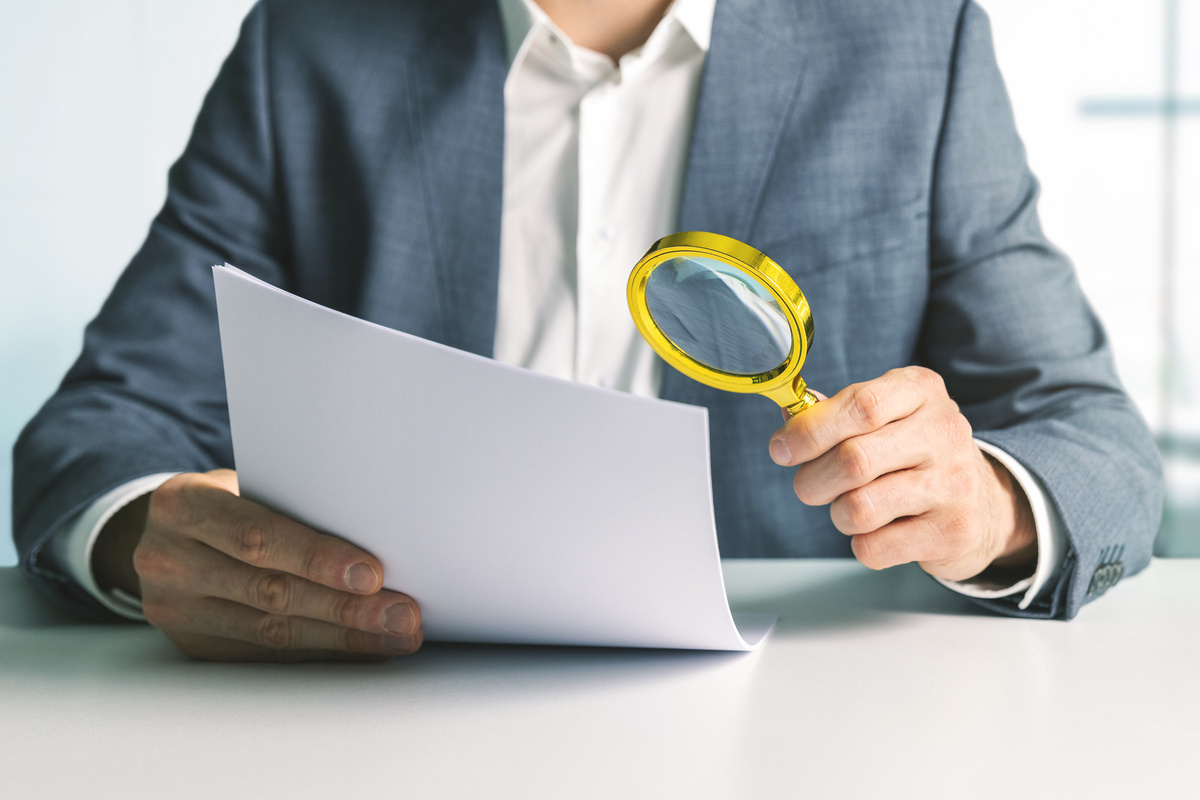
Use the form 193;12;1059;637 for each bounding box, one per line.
2;0;1197;567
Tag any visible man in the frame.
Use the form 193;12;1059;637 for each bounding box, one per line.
13;0;1163;661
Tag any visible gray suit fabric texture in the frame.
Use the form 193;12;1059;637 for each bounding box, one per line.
12;0;1163;621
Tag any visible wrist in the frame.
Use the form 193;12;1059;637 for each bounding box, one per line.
91;493;151;599
984;452;1037;570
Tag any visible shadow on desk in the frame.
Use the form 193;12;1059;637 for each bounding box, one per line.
726;559;990;636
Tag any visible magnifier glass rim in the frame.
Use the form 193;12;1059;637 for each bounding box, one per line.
627;231;813;395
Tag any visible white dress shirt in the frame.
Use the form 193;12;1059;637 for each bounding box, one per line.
493;0;712;395
54;0;1064;620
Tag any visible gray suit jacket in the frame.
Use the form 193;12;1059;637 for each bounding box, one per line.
13;0;1162;620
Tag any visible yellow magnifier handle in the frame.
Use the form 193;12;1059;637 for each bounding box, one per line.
787;389;820;417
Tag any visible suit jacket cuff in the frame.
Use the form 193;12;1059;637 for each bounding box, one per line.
934;440;1067;610
46;473;178;621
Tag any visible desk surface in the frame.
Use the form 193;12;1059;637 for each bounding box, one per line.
1;559;1197;799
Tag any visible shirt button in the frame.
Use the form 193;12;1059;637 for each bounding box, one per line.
599;227;616;242
598;376;615;389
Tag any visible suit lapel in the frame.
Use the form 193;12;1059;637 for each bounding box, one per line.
665;0;808;404
677;0;807;239
408;2;507;357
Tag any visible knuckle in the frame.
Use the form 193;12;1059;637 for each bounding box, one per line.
912;366;946;395
334;593;361;629
841;489;878;532
300;540;326;582
252;571;290;614
787;423;823;464
941;410;973;446
256;615;293;649
850;384;887;429
131;542;185;588
131;541;165;579
231;516;272;565
147;475;190;526
839;438;874;483
335;626;358;652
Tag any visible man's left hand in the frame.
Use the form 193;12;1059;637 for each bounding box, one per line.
769;367;1036;581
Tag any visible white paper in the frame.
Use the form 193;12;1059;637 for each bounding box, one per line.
213;265;774;651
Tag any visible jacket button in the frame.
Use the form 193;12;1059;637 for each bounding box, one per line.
1086;546;1126;597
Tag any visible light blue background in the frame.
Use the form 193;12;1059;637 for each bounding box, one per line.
1;0;256;566
3;0;1198;566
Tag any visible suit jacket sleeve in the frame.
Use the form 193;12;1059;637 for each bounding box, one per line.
12;2;280;618
922;2;1163;619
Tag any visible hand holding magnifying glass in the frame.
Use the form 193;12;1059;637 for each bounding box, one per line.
628;231;1038;583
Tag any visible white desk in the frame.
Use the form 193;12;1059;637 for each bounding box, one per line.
1;559;1197;799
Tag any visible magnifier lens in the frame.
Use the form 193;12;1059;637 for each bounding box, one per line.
628;231;818;415
644;256;793;376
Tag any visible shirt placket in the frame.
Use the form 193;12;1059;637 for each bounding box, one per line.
574;57;623;387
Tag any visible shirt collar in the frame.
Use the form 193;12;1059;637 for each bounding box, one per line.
497;0;714;69
668;0;714;52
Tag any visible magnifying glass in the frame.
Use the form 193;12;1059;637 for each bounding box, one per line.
627;231;818;415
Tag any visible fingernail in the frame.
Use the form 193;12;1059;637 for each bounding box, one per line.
384;635;416;652
770;437;792;466
345;562;378;593
383;603;416;634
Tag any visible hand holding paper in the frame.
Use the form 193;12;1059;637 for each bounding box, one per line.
132;468;424;661
212;265;774;652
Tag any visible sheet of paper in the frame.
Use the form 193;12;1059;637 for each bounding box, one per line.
213;265;775;651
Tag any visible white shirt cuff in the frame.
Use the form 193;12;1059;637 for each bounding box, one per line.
46;473;179;620
934;440;1067;610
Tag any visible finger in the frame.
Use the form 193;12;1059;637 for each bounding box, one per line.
158;482;385;595
792;412;936;506
828;469;936;535
240;572;422;635
169;596;423;656
179;542;421;635
165;631;393;663
849;516;940;571
848;509;981;573
769;367;945;466
205;468;240;495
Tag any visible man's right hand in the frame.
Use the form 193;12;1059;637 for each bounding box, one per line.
93;469;423;661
